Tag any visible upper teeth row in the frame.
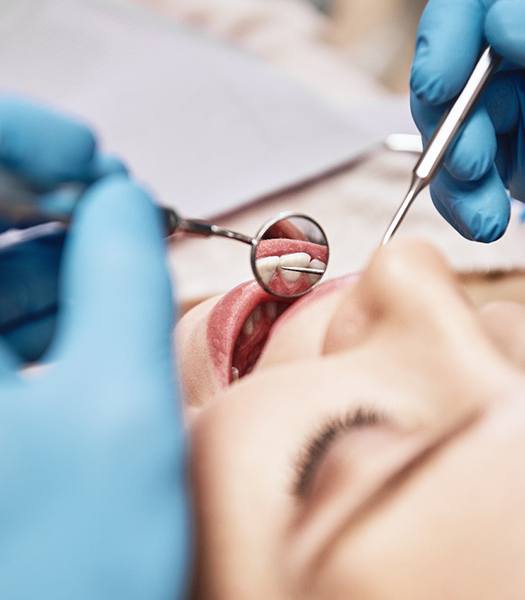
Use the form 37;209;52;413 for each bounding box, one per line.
242;301;279;337
256;253;326;284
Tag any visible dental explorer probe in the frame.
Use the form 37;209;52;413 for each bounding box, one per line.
381;47;501;246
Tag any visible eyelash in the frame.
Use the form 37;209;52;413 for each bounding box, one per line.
292;406;385;499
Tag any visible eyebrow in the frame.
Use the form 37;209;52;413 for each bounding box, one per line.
459;268;525;282
309;409;481;574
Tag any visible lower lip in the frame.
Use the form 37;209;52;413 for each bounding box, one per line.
207;281;281;387
206;275;357;387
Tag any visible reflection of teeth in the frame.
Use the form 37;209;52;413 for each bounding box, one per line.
265;301;278;320
231;366;240;381
308;259;326;284
243;314;255;336
279;252;311;283
255;256;279;285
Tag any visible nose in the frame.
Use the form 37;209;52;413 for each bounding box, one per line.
322;239;478;357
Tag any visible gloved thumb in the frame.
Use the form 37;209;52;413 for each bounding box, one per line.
51;175;175;369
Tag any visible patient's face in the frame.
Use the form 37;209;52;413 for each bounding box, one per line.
177;240;525;599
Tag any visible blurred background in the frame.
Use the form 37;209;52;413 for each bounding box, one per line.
149;0;427;93
324;0;426;92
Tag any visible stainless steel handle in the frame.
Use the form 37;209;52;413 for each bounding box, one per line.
415;47;501;183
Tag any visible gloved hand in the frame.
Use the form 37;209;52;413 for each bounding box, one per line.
0;175;189;599
0;97;126;361
410;0;525;242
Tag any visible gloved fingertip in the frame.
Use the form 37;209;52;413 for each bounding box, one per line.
446;148;494;182
0;96;98;187
90;153;128;180
486;0;525;67
461;210;509;243
444;107;498;183
410;60;449;105
55;174;173;363
64;173;169;305
430;186;473;239
410;32;474;105
477;214;508;242
72;174;163;257
431;165;511;242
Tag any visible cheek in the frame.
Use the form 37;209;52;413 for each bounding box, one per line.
176;297;223;409
313;404;525;599
479;301;525;370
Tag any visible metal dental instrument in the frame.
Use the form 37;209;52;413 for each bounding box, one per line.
0;185;330;300
170;209;330;299
381;47;502;246
278;266;325;275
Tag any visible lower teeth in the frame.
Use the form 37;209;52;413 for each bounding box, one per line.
231;367;240;382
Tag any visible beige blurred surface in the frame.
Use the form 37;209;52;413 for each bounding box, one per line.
137;0;525;309
332;0;426;92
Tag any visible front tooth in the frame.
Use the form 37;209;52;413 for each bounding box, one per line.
279;252;311;283
231;367;240;381
255;256;279;285
308;259;326;284
265;302;278;320
243;315;255;336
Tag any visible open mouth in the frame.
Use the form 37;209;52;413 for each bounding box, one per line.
207;276;353;388
206;271;357;387
207;239;329;386
207;281;294;385
231;298;290;380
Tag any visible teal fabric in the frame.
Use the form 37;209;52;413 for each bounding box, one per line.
0;99;189;598
411;0;525;241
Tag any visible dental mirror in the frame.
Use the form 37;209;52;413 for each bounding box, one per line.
251;213;329;299
0;194;330;300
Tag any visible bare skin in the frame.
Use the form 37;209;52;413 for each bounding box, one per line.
177;239;525;599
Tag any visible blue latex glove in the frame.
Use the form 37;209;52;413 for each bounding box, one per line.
0;97;126;360
0;175;190;599
411;0;525;242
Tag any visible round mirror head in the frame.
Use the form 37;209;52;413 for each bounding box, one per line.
251;213;329;299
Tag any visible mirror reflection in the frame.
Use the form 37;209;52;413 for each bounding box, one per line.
252;215;329;299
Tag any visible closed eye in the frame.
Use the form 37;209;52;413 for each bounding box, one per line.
292;406;386;499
